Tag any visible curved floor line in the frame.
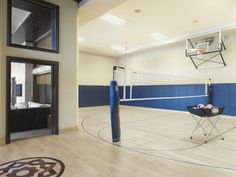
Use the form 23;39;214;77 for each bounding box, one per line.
98;124;236;151
97;129;236;172
97;126;204;152
115;113;202;145
81;109;236;172
82;111;205;151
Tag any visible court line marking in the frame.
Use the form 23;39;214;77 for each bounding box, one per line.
80;107;236;172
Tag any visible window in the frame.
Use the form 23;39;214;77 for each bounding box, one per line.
8;0;59;53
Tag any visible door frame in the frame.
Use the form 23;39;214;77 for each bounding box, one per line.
6;56;59;144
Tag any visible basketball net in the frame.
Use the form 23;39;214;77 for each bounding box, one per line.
195;47;205;58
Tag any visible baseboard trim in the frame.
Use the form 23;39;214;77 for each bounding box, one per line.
0;137;5;146
59;126;79;133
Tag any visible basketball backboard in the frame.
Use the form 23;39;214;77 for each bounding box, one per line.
186;31;224;57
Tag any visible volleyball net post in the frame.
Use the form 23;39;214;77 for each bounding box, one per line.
109;66;124;142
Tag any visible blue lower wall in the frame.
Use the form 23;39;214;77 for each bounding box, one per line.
212;84;236;116
119;84;205;99
119;84;208;112
79;85;109;107
79;83;236;116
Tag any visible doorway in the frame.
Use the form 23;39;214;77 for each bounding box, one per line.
6;56;59;144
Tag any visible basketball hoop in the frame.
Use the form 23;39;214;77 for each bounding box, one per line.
185;30;226;69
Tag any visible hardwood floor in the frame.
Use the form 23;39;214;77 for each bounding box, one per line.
1;105;236;177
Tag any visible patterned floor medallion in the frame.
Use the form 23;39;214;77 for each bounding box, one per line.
0;157;65;177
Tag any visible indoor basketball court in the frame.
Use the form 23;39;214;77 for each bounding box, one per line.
78;0;236;176
1;0;236;177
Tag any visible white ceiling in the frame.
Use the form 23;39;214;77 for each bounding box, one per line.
79;0;236;57
79;0;128;26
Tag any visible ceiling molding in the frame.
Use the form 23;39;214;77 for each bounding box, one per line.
75;0;89;6
125;23;236;56
81;24;236;59
79;47;118;59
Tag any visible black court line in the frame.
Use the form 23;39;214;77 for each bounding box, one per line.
81;108;236;172
117;113;202;146
97;126;203;151
83;112;204;150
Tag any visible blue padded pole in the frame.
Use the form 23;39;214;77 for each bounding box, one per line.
110;81;120;142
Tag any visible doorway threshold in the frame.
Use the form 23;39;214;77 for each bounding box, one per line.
11;128;51;141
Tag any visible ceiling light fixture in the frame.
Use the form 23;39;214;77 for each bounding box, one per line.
101;13;127;26
79;37;86;42
150;32;169;41
111;45;125;51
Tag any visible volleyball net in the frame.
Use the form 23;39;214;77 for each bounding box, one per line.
110;66;211;142
113;66;209;101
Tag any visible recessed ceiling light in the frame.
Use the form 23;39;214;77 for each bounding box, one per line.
101;13;127;26
79;37;86;42
150;32;169;41
134;9;141;13
192;20;199;23
111;45;125;51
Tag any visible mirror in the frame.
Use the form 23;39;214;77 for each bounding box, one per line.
11;63;52;110
10;62;53;140
8;0;59;53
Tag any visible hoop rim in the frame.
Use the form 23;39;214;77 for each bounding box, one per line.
195;47;206;55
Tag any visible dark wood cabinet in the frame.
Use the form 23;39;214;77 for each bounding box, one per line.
10;107;51;133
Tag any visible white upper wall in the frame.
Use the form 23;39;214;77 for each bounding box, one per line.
79;52;118;85
0;0;79;143
118;32;236;84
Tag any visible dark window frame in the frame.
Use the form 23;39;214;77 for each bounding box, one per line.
7;0;59;53
6;56;59;144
